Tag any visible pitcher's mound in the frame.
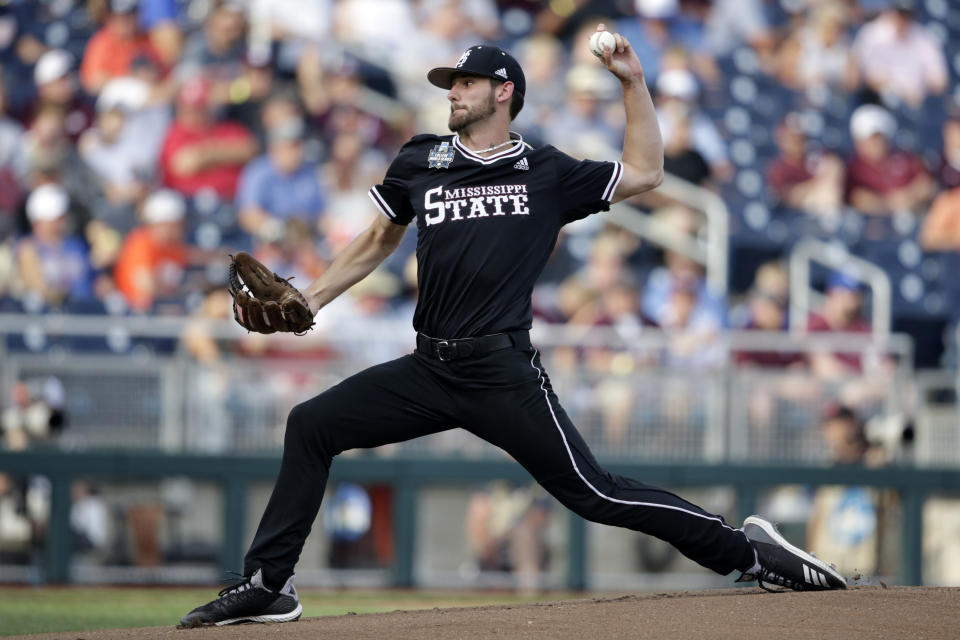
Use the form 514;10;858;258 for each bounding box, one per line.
13;586;958;640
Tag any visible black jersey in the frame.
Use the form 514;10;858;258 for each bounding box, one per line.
369;132;623;338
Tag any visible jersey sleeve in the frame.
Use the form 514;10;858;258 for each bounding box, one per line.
549;147;624;223
368;138;423;226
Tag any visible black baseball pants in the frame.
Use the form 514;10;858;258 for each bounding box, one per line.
244;339;755;590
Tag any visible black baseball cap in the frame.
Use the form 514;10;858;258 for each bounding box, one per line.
427;45;526;97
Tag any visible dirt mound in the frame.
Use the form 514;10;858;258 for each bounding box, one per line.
13;586;956;640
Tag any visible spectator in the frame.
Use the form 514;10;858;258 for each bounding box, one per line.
658;270;725;369
806;404;881;576
23;106;101;218
0;82;27;236
159;76;256;199
15;184;95;306
79;78;154;222
556;233;630;322
808;272;872;376
80;0;162;95
27;49;94;142
511;34;566;141
734;261;805;367
849;0;947;107
299;58;392;152
616;0;709;87
113;189;189;311
661;104;711;187
322;131;386;255
465;482;551;595
704;0;775;66
655;69;730;180
767;112;845;216
775;4;856;94
845;104;933;215
919;186;960;251
543;65;623;158
138;0;184;68
224;51;281;148
237;118;327;241
1;378;68;449
642;207;725;331
934;117;960;190
250;218;326;292
179;2;247;106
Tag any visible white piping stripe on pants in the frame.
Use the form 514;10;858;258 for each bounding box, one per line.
528;349;739;533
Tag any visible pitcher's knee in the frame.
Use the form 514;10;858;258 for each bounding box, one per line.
284;402;313;441
283;401;333;462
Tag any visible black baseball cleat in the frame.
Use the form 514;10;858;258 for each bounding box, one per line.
736;515;847;592
178;569;302;627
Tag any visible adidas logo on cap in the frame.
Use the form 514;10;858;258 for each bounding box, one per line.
494;67;508;79
514;157;529;170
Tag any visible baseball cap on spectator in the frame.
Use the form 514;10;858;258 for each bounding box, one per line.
97;77;149;112
427;45;526;98
143;189;186;224
34;49;73;86
850;104;895;140
656;69;698;101
826;271;863;292
177;76;211;107
636;0;679;19
110;0;138;14
26;184;69;222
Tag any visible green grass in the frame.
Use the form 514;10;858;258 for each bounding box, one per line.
0;587;575;637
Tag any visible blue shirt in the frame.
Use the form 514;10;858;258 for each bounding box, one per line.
237;156;327;221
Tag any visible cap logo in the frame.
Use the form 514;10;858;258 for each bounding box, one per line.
494;67;507;79
455;50;471;69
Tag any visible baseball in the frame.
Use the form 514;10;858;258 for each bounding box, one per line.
589;30;616;58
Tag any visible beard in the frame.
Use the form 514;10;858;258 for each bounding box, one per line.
448;89;497;133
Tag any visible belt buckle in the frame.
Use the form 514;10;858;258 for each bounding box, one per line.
435;340;455;361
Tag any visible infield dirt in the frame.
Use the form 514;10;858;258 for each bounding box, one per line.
10;586;956;640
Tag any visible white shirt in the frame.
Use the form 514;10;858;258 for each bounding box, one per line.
852;15;947;103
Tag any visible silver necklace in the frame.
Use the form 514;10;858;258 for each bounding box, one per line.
464;138;516;154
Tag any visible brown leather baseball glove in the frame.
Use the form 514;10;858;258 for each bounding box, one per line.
227;252;315;335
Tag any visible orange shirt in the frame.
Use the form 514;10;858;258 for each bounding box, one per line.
80;27;158;92
114;227;188;311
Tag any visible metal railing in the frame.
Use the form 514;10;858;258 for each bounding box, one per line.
607;172;730;297
789;237;893;336
0;314;925;463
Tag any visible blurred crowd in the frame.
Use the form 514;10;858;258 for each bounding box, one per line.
0;0;956;372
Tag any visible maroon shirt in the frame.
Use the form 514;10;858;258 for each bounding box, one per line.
767;154;813;200
808;313;872;371
845;150;925;200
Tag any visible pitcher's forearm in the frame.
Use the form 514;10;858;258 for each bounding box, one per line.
303;219;405;312
621;79;664;183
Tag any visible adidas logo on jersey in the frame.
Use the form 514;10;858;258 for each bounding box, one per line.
514;157;529;171
494;67;508;79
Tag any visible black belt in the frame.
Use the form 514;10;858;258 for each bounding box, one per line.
416;330;530;361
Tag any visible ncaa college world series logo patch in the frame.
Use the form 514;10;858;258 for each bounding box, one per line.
428;142;456;169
